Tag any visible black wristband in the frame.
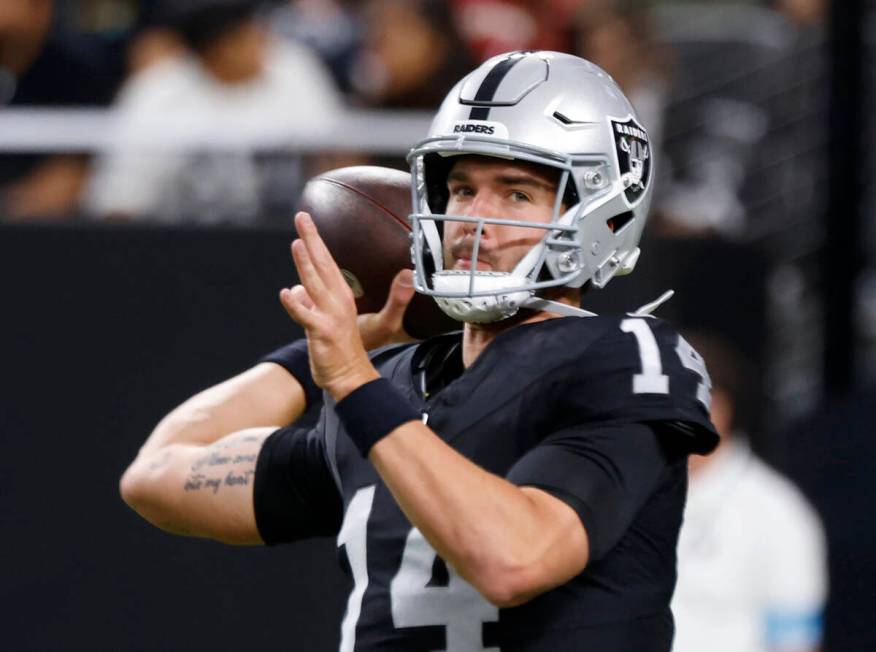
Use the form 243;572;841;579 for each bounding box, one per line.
335;378;420;456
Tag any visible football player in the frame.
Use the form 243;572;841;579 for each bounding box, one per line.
121;51;717;651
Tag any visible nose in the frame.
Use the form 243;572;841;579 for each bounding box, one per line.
465;189;502;219
458;190;500;242
459;201;497;243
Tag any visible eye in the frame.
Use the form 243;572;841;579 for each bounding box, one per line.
510;190;532;203
449;184;474;199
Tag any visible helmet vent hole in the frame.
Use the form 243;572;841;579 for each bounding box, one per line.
607;211;634;234
552;111;590;126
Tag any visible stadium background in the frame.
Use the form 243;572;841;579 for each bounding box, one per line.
1;0;873;649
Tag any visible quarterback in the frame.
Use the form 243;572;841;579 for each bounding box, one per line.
121;51;717;650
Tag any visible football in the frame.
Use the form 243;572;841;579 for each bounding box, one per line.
296;165;457;339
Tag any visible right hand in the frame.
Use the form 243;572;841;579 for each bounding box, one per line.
357;269;420;350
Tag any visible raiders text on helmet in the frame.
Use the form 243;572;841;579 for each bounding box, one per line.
407;50;654;323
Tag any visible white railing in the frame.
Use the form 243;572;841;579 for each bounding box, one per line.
0;108;433;154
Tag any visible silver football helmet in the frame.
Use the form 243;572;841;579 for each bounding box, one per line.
407;50;654;323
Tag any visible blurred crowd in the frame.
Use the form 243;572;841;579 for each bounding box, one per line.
0;0;836;423
0;0;827;236
0;0;835;446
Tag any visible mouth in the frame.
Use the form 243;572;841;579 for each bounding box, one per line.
453;257;493;271
450;241;494;271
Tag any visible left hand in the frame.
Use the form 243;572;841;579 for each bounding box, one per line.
280;211;379;400
357;269;419;351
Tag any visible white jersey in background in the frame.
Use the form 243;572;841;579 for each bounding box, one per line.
672;438;828;652
86;39;341;224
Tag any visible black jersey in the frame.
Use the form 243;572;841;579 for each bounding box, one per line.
254;315;718;651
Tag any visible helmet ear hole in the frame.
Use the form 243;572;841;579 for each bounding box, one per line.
562;181;579;209
421;237;439;280
423;153;453;213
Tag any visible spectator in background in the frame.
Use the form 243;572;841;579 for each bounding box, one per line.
0;0;122;221
774;0;826;28
333;0;474;172
672;333;827;652
573;1;670;147
574;1;679;246
449;0;576;62
126;23;187;76
269;0;361;94
87;0;341;225
351;0;474;110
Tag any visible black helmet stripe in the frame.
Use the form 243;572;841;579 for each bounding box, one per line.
468;54;523;120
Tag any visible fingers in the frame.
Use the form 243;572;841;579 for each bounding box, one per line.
291;238;329;300
294;212;348;291
279;285;319;329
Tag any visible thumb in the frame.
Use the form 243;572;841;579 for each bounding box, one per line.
382;269;416;319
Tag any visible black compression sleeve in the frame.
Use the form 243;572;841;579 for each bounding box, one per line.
259;339;322;409
506;422;686;562
253;426;343;544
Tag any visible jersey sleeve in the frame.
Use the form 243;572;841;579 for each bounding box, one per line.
259;339;322;410
559;317;718;454
253;424;343;544
506;422;688;562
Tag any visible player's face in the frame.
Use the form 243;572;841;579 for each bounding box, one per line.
443;156;561;273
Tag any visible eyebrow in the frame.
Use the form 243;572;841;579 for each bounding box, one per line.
447;170;556;193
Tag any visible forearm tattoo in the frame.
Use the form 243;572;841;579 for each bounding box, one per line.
182;438;261;495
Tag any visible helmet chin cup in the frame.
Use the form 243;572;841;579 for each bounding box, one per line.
432;271;532;323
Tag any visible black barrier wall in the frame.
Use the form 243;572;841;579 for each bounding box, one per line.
1;224;772;650
1;225;348;651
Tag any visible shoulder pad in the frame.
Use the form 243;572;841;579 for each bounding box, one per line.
560;316;718;454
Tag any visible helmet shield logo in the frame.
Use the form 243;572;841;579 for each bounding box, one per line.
611;117;651;206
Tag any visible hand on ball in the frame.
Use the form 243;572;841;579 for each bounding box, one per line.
280;211;379;401
296;165;456;338
357;270;419;351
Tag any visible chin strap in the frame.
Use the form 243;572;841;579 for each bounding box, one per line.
631;289;675;316
521;288;675;320
522;297;597;317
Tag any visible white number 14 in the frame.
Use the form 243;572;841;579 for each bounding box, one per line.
338;486;498;652
391;528;499;651
620;318;711;410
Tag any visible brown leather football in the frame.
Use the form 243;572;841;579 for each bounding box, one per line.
296;166;457;339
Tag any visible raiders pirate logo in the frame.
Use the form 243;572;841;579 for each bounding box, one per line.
610;116;651;206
